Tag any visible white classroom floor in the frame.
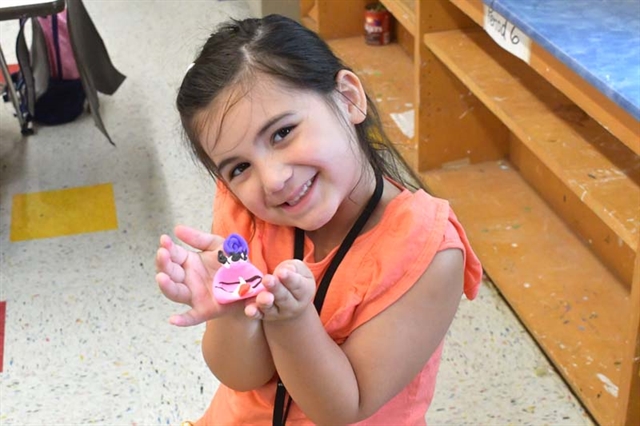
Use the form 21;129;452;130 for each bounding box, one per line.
0;1;595;424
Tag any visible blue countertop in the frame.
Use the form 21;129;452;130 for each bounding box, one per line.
484;0;640;122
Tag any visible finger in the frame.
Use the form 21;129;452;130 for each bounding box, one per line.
259;275;291;310
159;234;173;250
161;235;190;266
155;246;167;272
159;234;189;268
273;265;304;294
255;289;276;309
244;302;264;320
169;310;205;327
255;290;281;319
156;247;187;285
156;272;191;305
156;235;175;270
175;225;224;252
273;261;315;305
285;259;314;279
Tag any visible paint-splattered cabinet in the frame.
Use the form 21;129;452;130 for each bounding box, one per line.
302;1;639;425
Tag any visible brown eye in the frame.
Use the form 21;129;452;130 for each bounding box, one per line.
230;162;250;179
273;126;294;143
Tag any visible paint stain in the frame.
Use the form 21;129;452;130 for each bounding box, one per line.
596;373;619;398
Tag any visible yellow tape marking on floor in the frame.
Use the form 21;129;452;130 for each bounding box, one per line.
10;183;118;241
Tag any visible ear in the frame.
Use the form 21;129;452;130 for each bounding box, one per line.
335;70;367;125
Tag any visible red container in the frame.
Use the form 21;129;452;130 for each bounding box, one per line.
364;3;391;46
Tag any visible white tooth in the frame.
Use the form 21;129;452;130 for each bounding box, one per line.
287;179;312;206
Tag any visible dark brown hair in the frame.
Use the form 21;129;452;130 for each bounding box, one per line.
176;14;423;191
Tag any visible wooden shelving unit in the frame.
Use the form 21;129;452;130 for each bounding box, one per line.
300;1;640;425
424;28;639;286
449;0;640;156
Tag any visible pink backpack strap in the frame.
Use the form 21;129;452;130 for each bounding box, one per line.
37;10;80;80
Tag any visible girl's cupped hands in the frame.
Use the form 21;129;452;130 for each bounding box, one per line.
156;227;316;325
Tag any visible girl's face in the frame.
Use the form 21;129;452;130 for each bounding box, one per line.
200;74;370;232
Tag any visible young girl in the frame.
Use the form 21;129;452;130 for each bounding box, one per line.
155;14;482;425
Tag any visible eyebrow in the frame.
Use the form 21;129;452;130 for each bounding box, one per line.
215;111;295;173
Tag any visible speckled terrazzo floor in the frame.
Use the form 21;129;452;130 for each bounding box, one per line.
0;1;595;425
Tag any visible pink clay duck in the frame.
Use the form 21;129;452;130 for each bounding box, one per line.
213;233;265;304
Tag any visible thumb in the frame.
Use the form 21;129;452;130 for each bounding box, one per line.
169;309;206;327
174;225;223;251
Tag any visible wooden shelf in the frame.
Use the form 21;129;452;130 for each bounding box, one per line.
380;0;416;36
424;28;640;286
299;0;318;32
328;37;417;169
450;0;640;155
422;160;629;426
300;0;368;40
300;16;318;34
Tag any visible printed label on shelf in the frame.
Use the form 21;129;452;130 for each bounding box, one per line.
483;5;532;64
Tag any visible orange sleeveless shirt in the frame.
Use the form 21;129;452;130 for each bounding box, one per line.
195;181;482;425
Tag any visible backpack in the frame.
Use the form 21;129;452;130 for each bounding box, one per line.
31;10;86;125
10;0;125;144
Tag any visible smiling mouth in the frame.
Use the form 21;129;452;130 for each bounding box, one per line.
286;176;315;207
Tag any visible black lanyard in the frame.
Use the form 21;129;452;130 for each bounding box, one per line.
272;172;384;426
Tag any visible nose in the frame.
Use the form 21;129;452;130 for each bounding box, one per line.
257;158;291;196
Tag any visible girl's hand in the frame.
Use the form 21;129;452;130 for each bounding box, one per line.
155;225;238;326
244;260;316;321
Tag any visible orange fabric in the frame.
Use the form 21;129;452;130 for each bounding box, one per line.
197;181;483;425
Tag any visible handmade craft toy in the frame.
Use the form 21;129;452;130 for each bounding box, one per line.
213;233;265;304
